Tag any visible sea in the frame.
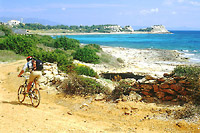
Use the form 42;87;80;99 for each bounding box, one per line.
60;31;200;63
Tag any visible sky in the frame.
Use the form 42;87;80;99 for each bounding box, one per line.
0;0;200;30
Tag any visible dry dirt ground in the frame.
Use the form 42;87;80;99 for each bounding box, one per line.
0;60;200;133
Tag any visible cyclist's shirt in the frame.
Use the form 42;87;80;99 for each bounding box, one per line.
22;61;33;71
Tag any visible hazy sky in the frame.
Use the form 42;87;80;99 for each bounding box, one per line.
0;0;200;30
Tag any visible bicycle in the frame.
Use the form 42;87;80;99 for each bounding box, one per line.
18;75;41;107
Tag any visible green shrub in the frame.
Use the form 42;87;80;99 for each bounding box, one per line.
0;25;14;36
74;65;98;77
0;34;74;73
173;66;200;105
54;36;80;50
61;73;109;96
99;52;121;67
111;81;133;100
73;47;100;63
0;35;36;55
34;35;55;47
99;52;112;63
84;44;102;52
117;58;124;63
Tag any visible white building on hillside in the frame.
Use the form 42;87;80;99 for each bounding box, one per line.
7;20;20;26
104;25;122;32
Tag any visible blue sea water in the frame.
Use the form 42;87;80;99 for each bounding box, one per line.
61;31;200;63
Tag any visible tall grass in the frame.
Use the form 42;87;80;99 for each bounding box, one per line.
0;50;25;62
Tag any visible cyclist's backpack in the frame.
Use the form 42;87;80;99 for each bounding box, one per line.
35;59;43;71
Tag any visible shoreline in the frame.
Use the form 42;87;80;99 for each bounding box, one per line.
28;31;172;36
30;31;198;77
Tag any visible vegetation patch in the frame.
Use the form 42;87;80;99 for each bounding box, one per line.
54;36;80;50
74;65;98;78
61;73;110;96
98;51;121;67
0;50;25;62
84;44;102;52
173;65;200;105
173;104;200;120
111;80;134;100
73;47;100;64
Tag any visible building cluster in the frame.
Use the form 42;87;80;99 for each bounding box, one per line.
104;25;134;32
0;19;23;26
0;19;27;35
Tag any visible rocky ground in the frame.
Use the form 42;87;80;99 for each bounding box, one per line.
0;59;200;132
75;46;190;78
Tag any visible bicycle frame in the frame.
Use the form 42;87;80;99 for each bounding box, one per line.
18;75;40;107
22;76;35;91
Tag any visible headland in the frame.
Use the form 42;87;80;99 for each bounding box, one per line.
27;25;172;35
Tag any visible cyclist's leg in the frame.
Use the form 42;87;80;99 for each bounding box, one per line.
28;72;37;92
34;79;38;89
34;71;42;89
27;81;33;93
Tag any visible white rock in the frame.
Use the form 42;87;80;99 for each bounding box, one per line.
80;103;88;109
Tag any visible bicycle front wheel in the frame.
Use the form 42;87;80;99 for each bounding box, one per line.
18;85;26;103
31;88;40;107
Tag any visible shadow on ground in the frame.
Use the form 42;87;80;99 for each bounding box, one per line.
2;100;32;107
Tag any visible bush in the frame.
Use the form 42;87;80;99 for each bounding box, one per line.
111;81;133;100
0;35;36;55
74;65;98;77
54;36;80;50
0;25;14;36
73;47;100;63
61;73;109;96
0;33;74;73
173;104;200;119
173;66;200;105
117;58;124;63
34;35;55;47
84;44;102;52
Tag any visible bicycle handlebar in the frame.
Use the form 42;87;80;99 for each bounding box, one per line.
20;75;29;79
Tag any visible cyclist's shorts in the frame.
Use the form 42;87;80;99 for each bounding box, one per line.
29;71;42;83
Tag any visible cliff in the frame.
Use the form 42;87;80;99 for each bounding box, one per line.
137;25;171;34
151;25;170;33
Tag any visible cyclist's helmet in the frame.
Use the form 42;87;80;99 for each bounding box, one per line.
26;56;33;61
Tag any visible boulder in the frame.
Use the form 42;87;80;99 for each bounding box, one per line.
153;85;159;92
162;89;176;95
160;83;170;89
156;92;165;99
170;84;182;92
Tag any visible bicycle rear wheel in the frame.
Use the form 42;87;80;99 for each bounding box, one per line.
18;85;26;103
30;88;40;107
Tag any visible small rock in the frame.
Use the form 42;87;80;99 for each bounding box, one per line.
80;103;88;109
67;112;73;115
95;93;105;101
122;95;128;102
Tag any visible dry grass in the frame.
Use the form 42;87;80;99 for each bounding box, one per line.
0;50;25;62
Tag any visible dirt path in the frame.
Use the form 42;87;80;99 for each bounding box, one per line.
0;60;200;132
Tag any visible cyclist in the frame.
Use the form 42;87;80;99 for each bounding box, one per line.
18;56;42;95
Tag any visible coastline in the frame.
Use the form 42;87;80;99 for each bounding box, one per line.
28;31;172;36
31;31;198;77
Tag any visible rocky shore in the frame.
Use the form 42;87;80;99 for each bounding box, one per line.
35;31;172;36
74;46;189;78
